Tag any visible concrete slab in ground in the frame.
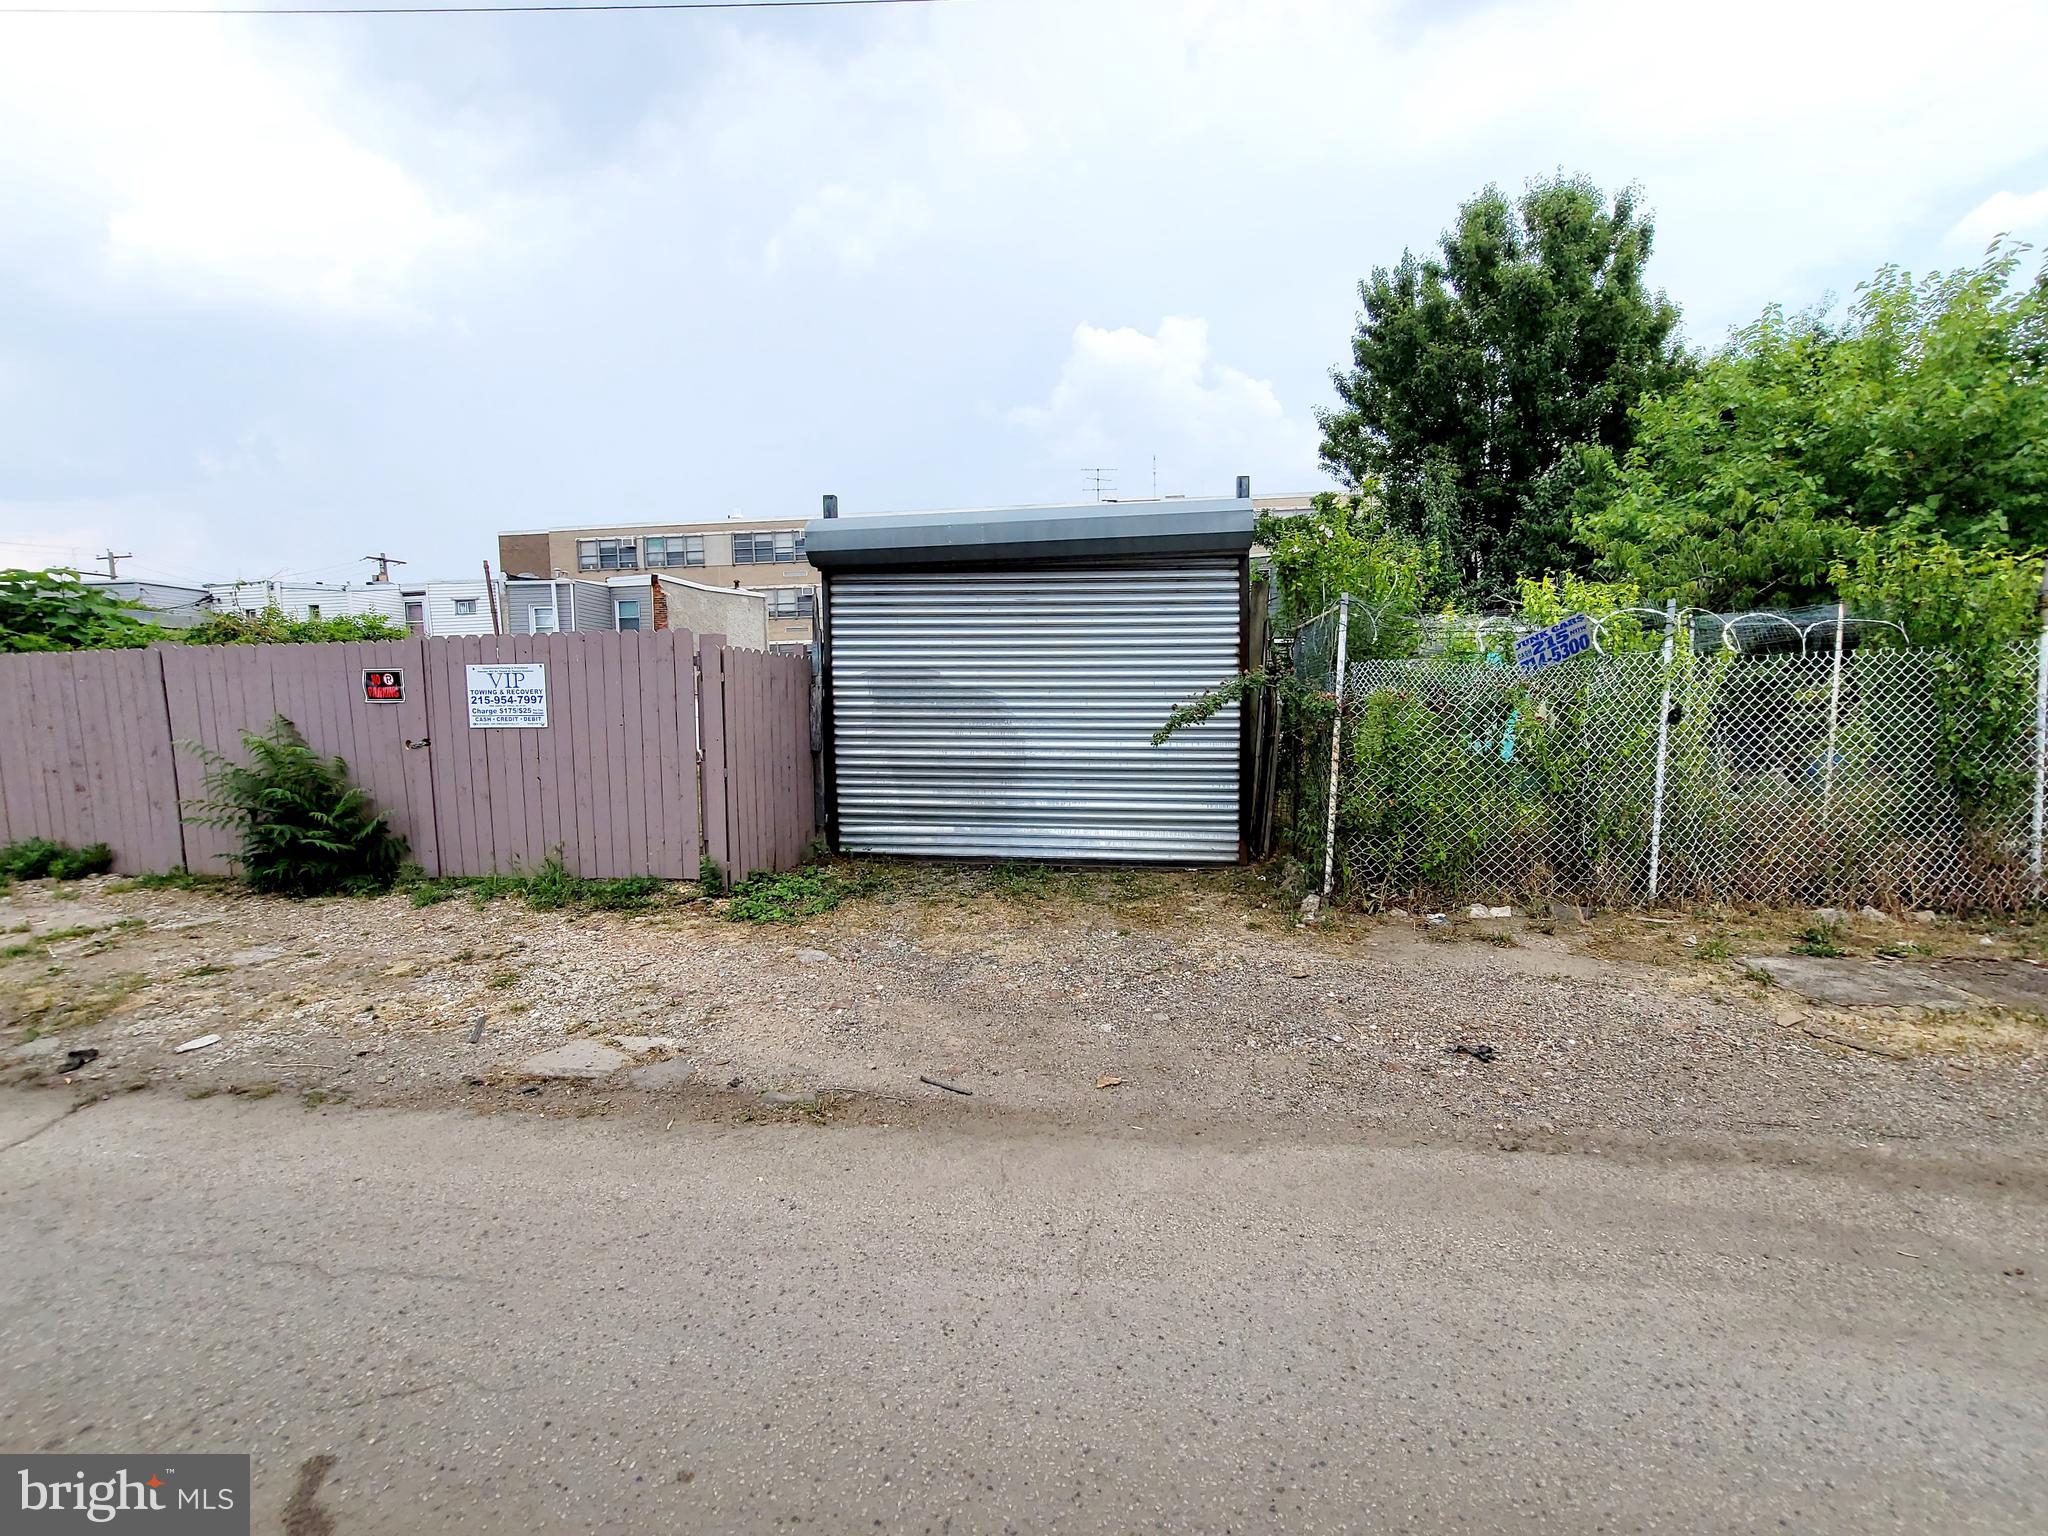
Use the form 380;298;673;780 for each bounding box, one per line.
627;1059;695;1091
1743;956;1972;1008
515;1041;629;1081
1935;959;2048;1014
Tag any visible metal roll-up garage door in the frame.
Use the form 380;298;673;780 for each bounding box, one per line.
828;560;1242;862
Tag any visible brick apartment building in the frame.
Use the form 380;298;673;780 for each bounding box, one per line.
498;515;818;651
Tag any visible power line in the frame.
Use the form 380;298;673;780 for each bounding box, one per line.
0;0;950;15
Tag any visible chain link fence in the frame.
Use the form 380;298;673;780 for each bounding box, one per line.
1289;604;2039;910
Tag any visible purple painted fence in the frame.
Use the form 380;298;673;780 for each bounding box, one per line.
162;638;434;876
699;636;817;882
0;631;813;881
0;649;182;874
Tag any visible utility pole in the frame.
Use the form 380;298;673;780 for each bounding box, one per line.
363;552;407;584
1082;467;1117;502
97;549;132;580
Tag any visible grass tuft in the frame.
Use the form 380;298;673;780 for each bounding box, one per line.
1793;922;1847;958
400;854;665;915
726;868;850;924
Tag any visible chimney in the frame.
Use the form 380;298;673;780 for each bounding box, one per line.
1235;474;1251;500
822;493;839;519
649;576;669;631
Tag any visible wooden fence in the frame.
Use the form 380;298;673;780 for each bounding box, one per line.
700;639;818;884
0;633;815;881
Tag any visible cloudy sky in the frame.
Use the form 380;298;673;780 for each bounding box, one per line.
3;0;2046;587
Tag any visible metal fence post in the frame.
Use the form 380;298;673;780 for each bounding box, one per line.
1321;593;1352;899
1646;598;1678;901
1821;601;1846;827
2032;566;2048;882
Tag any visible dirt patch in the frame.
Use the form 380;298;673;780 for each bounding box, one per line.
282;1454;336;1536
0;869;2041;1157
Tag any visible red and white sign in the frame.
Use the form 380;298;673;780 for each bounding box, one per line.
363;669;404;704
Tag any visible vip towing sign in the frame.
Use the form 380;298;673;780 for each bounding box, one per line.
465;663;548;728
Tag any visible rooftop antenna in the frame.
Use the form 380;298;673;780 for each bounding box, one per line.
96;548;132;580
1082;467;1117;502
362;552;407;584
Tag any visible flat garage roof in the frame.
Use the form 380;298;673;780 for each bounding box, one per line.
803;498;1256;571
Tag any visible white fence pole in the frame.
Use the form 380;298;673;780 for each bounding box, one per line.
1321;593;1352;899
1822;601;1846;827
1646;598;1678;901
2033;567;2048;882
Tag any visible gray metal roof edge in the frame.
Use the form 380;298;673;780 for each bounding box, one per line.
803;499;1256;569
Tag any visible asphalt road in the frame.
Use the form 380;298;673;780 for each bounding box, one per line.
1;1091;2043;1535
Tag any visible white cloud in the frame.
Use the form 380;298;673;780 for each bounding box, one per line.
763;183;933;273
1008;317;1325;494
0;496;213;584
1945;187;2048;250
0;12;495;317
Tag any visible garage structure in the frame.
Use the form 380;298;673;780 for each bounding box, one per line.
805;498;1258;863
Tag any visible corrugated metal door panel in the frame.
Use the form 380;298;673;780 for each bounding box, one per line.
830;562;1241;862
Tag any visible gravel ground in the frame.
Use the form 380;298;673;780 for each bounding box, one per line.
2;869;2043;1165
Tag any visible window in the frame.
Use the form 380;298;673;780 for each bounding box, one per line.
616;599;641;631
767;587;818;619
576;537;639;571
404;599;424;636
733;530;799;565
306;604;321;621
454;597;478;617
529;604;558;634
644;534;704;568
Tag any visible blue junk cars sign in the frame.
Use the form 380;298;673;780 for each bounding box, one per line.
1514;613;1594;670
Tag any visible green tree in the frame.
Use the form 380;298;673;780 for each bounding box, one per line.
1257;491;1444;657
0;569;165;652
1318;175;1689;597
182;607;407;645
1578;242;2048;609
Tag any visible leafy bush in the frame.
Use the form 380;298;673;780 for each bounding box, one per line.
1578;242;2048;608
725;868;850;923
1257;492;1442;647
0;569;164;652
0;838;114;880
1339;688;1533;891
183;715;406;896
1835;533;2042;829
181;607;408;646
